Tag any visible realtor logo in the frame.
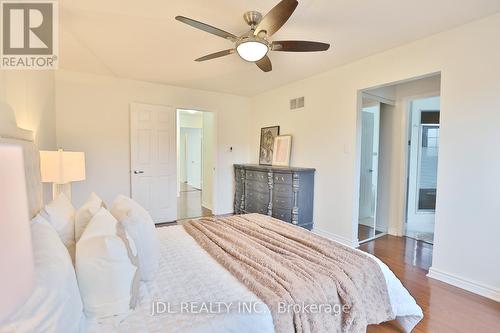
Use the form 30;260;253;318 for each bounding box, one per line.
1;1;58;69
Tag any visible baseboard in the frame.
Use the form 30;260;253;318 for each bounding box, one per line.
388;227;403;237
213;208;234;216
312;228;359;248
201;200;213;212
427;267;500;302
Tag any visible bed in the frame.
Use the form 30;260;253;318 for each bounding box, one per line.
83;223;423;333
1;103;422;333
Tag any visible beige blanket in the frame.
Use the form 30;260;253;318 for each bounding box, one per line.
183;214;394;333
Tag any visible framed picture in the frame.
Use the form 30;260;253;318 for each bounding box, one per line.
272;135;292;166
259;126;280;165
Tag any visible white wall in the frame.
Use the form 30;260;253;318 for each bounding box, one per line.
185;127;202;189
55;70;251;215
0;71;56;203
376;102;396;234
250;13;500;300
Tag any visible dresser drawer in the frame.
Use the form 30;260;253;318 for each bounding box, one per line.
273;195;293;210
273;184;293;197
272;208;292;223
245;201;269;215
273;173;292;185
246;191;270;206
245;181;269;193
246;170;268;183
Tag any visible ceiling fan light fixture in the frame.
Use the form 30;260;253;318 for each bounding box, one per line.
236;38;269;62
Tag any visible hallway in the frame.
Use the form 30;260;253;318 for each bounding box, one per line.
177;182;212;220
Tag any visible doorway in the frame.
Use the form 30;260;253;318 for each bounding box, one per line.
358;98;385;242
356;73;441;246
406;96;440;244
176;109;214;220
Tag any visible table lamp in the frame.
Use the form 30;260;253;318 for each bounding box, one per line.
40;149;86;201
0;144;34;323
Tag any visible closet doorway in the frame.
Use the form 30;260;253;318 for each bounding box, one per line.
357;97;386;242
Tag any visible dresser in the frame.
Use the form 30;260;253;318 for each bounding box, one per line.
234;164;315;230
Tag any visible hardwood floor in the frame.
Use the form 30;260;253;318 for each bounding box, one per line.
358;223;383;242
177;182;212;220
361;235;500;333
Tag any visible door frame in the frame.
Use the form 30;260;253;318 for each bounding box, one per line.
402;93;440;238
175;107;218;214
355;93;390;244
354;87;441;243
358;104;381;237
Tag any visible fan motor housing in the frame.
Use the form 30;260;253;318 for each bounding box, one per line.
243;11;262;28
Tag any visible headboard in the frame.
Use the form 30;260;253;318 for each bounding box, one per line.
0;102;43;218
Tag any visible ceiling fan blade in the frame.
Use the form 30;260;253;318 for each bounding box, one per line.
195;49;235;62
271;40;330;52
256;55;272;72
175;16;237;41
254;0;298;38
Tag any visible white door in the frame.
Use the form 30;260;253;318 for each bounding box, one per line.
358;104;380;240
130;103;177;223
186;128;203;189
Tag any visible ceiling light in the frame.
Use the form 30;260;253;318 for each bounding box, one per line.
236;39;269;62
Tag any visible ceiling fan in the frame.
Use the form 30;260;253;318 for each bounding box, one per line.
175;0;330;72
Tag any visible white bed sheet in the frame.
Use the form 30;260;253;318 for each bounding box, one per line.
82;225;422;333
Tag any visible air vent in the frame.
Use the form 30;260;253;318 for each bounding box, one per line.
290;96;305;110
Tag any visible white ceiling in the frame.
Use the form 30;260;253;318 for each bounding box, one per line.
59;0;500;96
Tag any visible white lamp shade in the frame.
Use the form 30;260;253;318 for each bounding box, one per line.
0;145;34;322
40;150;86;184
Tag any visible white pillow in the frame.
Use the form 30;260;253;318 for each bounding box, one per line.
76;208;139;320
75;192;105;242
40;193;76;262
110;195;160;281
0;215;83;333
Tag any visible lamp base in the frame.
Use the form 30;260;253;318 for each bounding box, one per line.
52;183;72;201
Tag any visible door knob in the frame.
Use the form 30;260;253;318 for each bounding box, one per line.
133;170;144;174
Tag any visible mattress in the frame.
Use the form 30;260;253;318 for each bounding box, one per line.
82;225;422;333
